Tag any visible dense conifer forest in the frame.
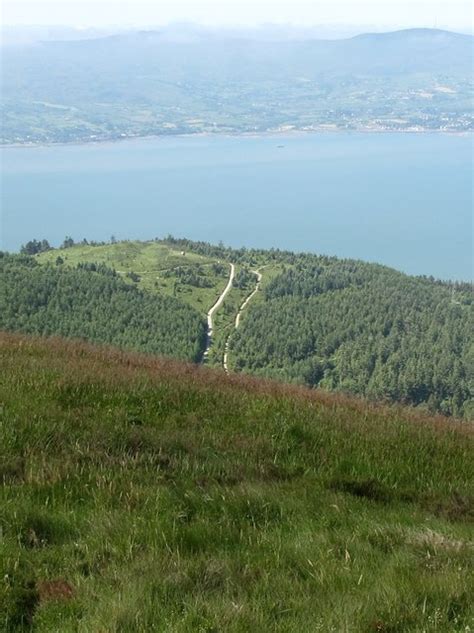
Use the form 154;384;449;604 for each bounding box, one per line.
0;254;206;362
230;259;472;418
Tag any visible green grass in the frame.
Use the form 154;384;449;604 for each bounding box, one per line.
1;332;473;631
36;241;229;316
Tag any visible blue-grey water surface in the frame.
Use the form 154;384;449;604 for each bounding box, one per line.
1;133;472;280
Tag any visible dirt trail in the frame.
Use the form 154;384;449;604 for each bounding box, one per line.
223;270;262;373
202;263;235;361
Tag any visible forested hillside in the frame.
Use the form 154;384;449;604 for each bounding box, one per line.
2;238;472;418
230;259;473;418
0;254;206;361
1;332;473;631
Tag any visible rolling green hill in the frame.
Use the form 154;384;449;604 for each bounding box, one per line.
34;239;230;315
0;237;472;417
16;237;471;419
32;238;262;367
1;332;473;631
0;253;206;362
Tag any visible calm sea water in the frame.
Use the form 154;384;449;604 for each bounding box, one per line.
1;133;472;280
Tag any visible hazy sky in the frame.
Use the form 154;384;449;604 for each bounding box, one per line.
3;0;473;30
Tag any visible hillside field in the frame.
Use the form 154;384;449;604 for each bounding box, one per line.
1;332;473;631
35;240;231;316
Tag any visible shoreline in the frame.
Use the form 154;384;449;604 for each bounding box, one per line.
1;127;472;150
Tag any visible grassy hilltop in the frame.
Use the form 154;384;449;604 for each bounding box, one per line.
1;332;473;631
35;239;232;315
33;238;261;367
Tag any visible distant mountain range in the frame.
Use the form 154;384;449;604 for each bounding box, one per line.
2;28;473;143
2;23;473;47
20;27;473;75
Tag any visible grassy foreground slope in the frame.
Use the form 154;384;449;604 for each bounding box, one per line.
1;333;473;632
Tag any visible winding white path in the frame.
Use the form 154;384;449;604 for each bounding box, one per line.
202;263;235;360
223;270;262;373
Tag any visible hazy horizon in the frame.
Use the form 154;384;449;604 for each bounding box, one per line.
2;22;473;50
3;0;473;32
2;22;473;34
